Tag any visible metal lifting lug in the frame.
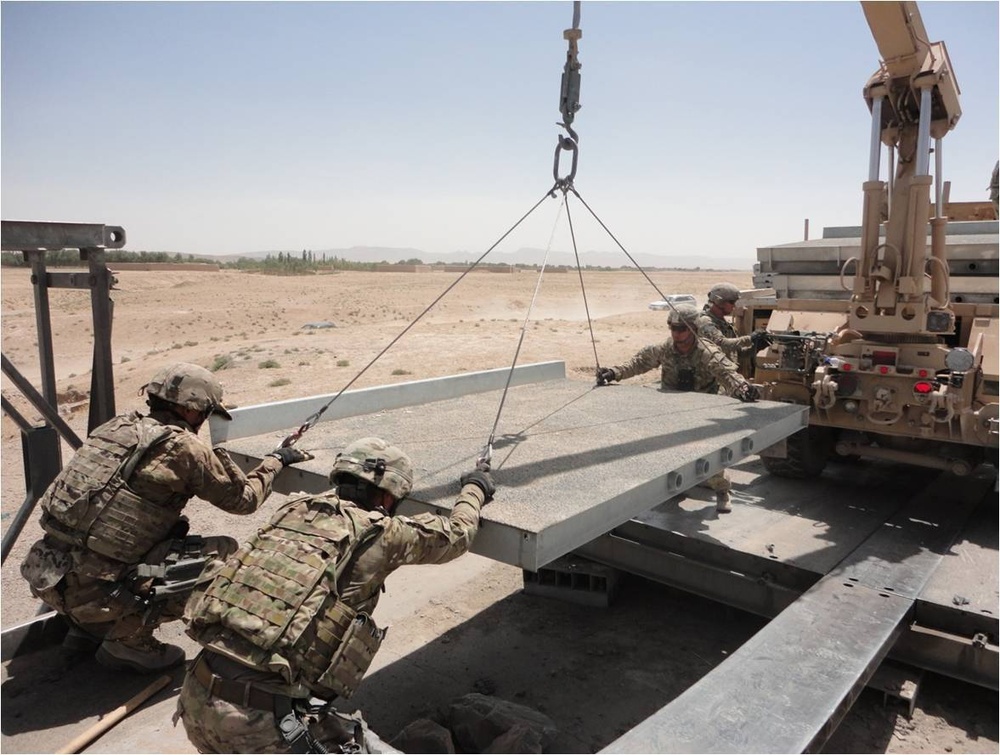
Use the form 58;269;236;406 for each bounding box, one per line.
552;135;579;191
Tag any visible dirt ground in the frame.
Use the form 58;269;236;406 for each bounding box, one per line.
1;266;997;753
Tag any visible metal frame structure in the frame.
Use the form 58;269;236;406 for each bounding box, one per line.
0;220;124;562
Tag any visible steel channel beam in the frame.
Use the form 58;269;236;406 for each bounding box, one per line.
1;220;126;251
890;624;999;691
0;354;82;449
577;532;805;619
209;361;567;444
601;471;987;753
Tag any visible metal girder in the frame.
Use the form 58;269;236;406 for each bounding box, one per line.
1;220;126;251
600;470;989;754
209;361;567;443
219;367;807;571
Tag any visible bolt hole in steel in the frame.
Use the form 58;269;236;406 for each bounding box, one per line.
719;447;734;463
695;458;710;476
741;438;754;453
667;472;683;491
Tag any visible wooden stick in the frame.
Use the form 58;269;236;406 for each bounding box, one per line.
56;674;172;754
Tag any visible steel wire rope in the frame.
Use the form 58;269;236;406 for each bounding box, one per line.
479;201;566;468
279;187;559;448
567;186;739;372
563;191;603;372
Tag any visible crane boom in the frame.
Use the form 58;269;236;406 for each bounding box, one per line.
851;1;961;337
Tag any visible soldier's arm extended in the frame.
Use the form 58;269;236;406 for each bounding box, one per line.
381;482;487;570
697;319;753;355
699;342;753;397
135;433;284;515
611;342;670;382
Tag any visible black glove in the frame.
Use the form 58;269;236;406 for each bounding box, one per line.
596;367;617;386
460;469;496;502
268;446;314;466
750;330;772;352
734;382;761;403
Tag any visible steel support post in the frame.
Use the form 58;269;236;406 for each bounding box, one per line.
1;426;61;564
26;252;60;430
84;248;116;430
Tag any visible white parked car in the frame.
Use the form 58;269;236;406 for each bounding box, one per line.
648;294;697;311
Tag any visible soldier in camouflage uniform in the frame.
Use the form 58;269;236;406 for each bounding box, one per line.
596;303;758;513
20;363;311;673
696;282;771;357
176;436;495;754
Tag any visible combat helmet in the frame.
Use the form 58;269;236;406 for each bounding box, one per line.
142;363;232;419
667;302;701;326
708;282;741;304
330;437;414;501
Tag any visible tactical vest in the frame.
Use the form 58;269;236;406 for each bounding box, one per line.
39;412;185;563
187;494;388;700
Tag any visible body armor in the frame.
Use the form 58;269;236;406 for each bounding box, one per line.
39;412;185;563
187;494;388;700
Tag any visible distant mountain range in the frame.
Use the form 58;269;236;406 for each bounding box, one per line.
205;246;752;271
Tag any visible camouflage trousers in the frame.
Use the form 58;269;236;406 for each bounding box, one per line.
175;664;385;754
22;535;237;641
697;470;731;494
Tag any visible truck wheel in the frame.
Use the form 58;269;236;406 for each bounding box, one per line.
762;426;833;479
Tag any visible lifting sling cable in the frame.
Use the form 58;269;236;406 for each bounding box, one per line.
479;203;566;469
568;186;736;368
477;0;586;467
563;191;602;371
280;187;556;448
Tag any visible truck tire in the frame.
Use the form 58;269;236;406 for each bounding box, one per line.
762;426;833;479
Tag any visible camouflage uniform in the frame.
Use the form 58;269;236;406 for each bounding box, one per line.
609;338;752;497
609;337;748;398
697;305;754;357
176;479;486;753
20;409;284;642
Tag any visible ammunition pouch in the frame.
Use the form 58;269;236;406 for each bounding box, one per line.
312;602;385;700
677;368;695;391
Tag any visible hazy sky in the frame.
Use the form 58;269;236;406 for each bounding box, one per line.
2;1;997;265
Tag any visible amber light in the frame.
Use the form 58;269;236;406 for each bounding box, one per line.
913;381;934;395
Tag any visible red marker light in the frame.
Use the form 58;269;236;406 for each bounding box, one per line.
879;366;889;374
842;363;852;371
918;369;928;378
913;381;934;395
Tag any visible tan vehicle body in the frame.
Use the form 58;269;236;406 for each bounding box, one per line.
732;1;999;478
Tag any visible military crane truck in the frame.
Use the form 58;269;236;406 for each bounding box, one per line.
733;1;999;479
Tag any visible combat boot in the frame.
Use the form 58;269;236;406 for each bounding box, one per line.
715;490;732;513
62;623;102;654
96;631;185;673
